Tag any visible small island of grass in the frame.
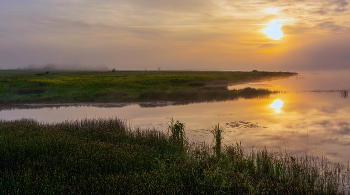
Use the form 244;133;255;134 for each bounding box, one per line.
0;70;296;104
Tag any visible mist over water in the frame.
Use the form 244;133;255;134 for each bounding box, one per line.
1;70;350;163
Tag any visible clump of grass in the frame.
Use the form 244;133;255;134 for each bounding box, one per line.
211;123;224;156
166;117;188;156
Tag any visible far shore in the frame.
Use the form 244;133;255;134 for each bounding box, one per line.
0;70;297;105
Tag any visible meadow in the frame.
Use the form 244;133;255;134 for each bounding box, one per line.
0;70;296;104
0;118;348;194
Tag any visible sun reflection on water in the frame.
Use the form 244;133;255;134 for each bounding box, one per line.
270;99;283;113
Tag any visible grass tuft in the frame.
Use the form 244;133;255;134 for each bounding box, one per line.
166;117;188;157
211;123;224;156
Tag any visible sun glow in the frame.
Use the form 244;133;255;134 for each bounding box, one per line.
263;22;283;40
271;99;283;109
270;99;283;113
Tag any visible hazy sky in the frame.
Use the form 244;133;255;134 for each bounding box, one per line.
1;0;349;70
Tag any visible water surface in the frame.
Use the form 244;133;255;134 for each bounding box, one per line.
1;71;350;163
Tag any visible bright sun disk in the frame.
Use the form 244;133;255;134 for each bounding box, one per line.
263;22;283;40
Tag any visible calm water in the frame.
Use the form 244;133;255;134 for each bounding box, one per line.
1;71;350;163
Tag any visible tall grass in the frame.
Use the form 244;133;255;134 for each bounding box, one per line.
204;144;349;194
211;123;224;156
0;118;348;194
166;117;188;158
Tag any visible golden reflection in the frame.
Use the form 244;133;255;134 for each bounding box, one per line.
271;99;283;113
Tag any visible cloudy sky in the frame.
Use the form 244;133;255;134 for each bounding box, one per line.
0;0;349;70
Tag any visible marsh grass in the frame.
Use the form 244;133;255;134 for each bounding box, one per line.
204;144;349;194
187;82;206;87
92;90;130;102
167;118;187;146
211;123;224;156
14;87;48;95
0;118;348;194
0;70;296;104
139;87;277;103
166;118;188;159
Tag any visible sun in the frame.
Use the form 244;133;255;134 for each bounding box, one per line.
263;22;283;40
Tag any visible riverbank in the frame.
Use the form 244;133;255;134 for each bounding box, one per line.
0;118;347;194
0;70;296;104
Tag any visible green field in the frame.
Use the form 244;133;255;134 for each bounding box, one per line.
0;70;296;104
0;118;347;194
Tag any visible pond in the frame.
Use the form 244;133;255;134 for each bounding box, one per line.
1;70;350;163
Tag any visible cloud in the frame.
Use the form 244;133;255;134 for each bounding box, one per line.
1;0;350;70
317;21;346;31
331;0;349;12
281;35;350;70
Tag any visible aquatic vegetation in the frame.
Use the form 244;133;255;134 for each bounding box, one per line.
203;144;348;194
305;89;350;99
0;118;348;194
211;123;224;156
138;87;278;103
167;117;187;147
166;117;188;157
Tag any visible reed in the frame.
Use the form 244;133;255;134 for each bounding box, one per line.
0;118;347;194
211;123;224;156
166;117;188;157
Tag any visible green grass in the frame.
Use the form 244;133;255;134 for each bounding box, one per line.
211;123;224;156
0;118;348;194
0;70;296;104
166;117;187;157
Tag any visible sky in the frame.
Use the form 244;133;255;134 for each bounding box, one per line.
0;0;350;71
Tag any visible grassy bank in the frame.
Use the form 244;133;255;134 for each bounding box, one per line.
0;118;347;194
0;70;296;104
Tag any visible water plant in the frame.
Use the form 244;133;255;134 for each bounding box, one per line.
166;117;188;156
211;123;224;156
